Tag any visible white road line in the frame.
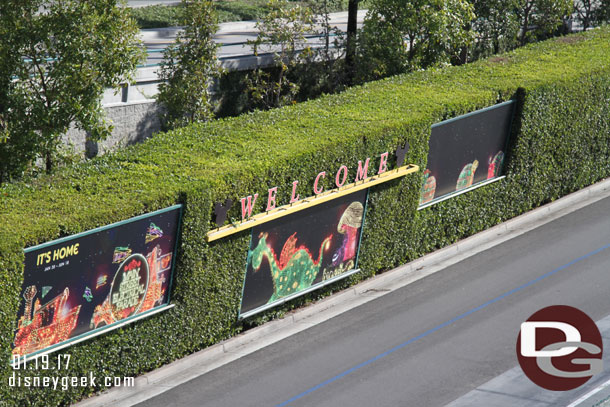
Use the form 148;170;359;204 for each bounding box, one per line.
566;377;610;407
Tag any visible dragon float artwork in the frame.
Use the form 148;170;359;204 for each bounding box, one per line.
249;232;332;303
12;205;181;359
240;191;367;317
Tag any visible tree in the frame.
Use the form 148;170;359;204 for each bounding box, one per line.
515;0;572;45
296;0;346;98
574;0;601;30
156;0;220;130
592;0;610;26
357;0;475;81
0;0;143;182
246;0;314;110
0;4;38;184
469;0;521;59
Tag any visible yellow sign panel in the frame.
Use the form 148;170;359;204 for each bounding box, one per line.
206;164;419;242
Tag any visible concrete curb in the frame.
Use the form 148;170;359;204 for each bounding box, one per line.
73;177;610;407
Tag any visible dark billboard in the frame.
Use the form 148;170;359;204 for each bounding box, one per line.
419;101;515;207
240;190;368;318
12;205;182;359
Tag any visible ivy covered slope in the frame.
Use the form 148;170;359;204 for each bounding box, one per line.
1;28;609;405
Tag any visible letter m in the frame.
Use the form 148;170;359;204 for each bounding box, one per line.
355;158;370;182
240;194;259;221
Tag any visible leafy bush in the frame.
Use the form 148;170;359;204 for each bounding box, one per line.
157;0;220;129
357;0;475;81
1;28;609;406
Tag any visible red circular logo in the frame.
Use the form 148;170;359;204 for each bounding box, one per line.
516;305;603;391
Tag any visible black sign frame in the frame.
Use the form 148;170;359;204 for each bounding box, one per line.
419;100;516;209
12;205;183;362
239;190;369;319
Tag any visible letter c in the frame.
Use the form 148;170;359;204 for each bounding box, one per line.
313;171;326;194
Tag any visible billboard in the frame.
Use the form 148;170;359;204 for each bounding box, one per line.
12;205;182;359
419;101;515;207
240;190;368;318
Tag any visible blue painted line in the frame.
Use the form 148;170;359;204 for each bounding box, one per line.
277;242;610;406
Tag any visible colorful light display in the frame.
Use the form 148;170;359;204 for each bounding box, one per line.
240;190;367;318
13;205;181;358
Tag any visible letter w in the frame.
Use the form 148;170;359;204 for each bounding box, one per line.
240;194;259;221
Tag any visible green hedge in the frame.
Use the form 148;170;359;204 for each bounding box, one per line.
1;28;609;405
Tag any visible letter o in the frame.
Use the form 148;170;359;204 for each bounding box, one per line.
335;165;348;188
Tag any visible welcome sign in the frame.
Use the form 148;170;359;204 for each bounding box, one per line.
12;205;182;360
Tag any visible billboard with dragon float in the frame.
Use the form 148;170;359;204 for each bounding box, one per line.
240;190;368;318
12;205;181;359
419;101;515;207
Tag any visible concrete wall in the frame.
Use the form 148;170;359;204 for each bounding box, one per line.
63;100;162;158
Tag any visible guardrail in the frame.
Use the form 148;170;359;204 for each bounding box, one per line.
106;33;343;105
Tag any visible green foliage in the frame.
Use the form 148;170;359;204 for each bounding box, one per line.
129;4;186;28
0;0;143;182
129;2;265;28
156;0;221;129
573;0;602;29
0;28;609;405
469;0;521;59
215;0;273;23
594;0;610;24
516;0;573;45
246;0;315;109
357;0;476;81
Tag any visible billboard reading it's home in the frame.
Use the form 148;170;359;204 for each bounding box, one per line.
240;190;367;318
419;101;515;207
12;205;182;359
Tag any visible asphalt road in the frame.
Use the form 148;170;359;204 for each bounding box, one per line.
135;195;610;407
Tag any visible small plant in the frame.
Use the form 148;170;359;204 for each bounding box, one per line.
245;0;315;110
156;0;221;129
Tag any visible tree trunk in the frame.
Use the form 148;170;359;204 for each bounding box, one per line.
344;0;359;85
519;4;532;46
46;149;53;174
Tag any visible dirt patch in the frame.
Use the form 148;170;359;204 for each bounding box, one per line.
488;56;510;64
556;35;586;44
